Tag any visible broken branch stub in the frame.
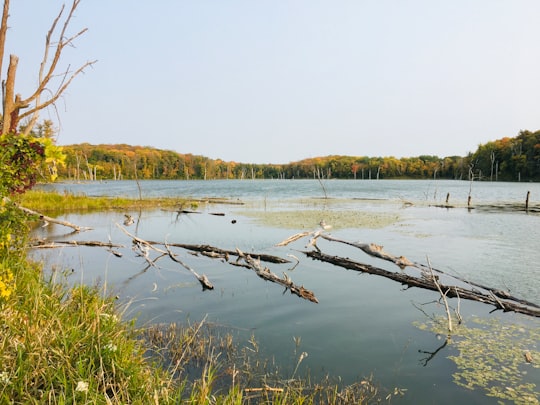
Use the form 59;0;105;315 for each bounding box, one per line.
237;248;318;304
164;243;214;291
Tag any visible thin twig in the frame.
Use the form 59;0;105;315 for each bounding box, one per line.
428;257;452;333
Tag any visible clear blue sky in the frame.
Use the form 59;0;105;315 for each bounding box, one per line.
6;1;540;164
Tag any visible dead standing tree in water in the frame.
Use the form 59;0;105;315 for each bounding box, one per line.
0;0;96;135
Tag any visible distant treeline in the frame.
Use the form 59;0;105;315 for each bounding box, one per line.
58;130;540;182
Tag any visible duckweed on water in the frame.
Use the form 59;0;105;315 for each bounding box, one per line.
416;316;540;404
240;209;400;230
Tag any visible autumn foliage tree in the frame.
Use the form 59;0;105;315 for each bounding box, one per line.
56;130;540;182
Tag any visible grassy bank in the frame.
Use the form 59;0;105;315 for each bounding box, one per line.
0;198;180;402
1;192;393;404
18;189;195;213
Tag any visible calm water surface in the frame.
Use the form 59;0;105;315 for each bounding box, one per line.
33;180;540;404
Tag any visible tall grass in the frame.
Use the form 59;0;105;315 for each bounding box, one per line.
0;260;180;403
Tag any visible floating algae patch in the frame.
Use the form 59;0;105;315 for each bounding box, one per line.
416;316;540;404
239;209;400;230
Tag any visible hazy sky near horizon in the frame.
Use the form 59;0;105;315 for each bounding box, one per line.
6;1;540;164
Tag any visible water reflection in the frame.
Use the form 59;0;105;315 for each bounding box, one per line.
31;180;540;404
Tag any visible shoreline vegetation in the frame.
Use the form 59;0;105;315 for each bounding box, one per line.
1;191;399;403
58;129;540;183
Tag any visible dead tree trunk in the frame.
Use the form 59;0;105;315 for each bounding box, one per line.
1;0;96;135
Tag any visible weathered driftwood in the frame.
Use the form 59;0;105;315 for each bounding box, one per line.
29;240;124;249
275;231;312;247
164;243;214;290
320;234;415;268
8;198;92;232
237;248;318;304
194;198;245;205
414;262;540;309
304;250;540;318
117;224;214;290
317;233;540;309
151;242;290;264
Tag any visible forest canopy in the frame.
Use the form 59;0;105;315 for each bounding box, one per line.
57;130;540;182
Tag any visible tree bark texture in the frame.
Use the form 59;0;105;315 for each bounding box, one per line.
304;250;540;318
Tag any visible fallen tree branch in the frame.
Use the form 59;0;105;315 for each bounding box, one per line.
116;224;214;290
414;262;540;309
287;231;539;311
29;240;124;249
164;243;214;290
5;197;92;232
275;231;312;247
149;242;290;264
237;248;318;304
304;250;540;317
277;231;415;268
320;234;415;268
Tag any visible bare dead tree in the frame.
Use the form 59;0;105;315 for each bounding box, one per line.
0;0;97;135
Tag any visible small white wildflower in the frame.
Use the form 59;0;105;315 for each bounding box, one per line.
100;313;119;322
104;343;117;353
75;381;89;392
0;371;10;385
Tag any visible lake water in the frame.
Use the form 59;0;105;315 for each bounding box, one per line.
33;179;540;404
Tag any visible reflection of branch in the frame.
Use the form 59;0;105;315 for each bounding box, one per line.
418;338;449;367
164;243;213;290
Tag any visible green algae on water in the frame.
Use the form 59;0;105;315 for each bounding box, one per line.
415;316;540;404
239;209;400;230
